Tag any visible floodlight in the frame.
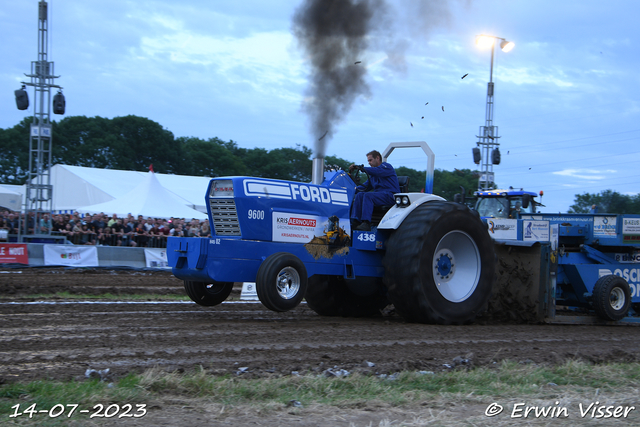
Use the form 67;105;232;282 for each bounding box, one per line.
475;35;494;49
500;40;515;52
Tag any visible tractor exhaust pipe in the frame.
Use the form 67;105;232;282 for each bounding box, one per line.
312;157;324;185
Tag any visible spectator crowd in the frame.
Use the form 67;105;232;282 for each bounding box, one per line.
0;210;210;248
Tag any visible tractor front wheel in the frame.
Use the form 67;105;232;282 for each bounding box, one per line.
256;252;308;312
184;280;234;306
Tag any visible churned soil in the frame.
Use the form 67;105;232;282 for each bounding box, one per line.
1;268;640;426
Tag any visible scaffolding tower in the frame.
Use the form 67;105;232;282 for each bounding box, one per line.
18;1;64;242
475;77;499;191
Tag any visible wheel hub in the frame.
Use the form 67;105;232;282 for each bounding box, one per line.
610;287;626;311
276;267;300;300
205;282;225;294
434;250;455;280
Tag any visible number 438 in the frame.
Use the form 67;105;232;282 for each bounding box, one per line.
357;232;375;242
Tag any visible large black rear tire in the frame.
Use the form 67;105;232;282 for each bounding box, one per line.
383;201;495;324
184;280;234;306
305;275;389;317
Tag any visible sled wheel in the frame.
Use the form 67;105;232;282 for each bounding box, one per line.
383;201;495;324
184;280;234;306
256;252;308;312
305;275;389;317
592;275;631;321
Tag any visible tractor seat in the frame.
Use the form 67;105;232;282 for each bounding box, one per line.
397;176;409;193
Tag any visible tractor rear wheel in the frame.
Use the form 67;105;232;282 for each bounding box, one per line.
184;280;234;306
256;252;308;312
305;275;389;317
592;275;631;321
383;201;495;324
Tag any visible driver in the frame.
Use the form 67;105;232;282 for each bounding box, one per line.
510;201;522;219
349;150;400;231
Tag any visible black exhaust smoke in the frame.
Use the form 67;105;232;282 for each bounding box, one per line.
293;0;385;158
293;0;465;162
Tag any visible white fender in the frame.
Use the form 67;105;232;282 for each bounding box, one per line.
377;193;446;230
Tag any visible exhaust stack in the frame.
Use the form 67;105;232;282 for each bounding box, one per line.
312;157;324;185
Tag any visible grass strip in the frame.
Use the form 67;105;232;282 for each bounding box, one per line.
2;360;639;416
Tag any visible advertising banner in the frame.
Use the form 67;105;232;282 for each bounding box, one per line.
273;212;319;243
43;245;99;267
623;217;640;244
272;212;351;244
614;252;640;263
523;220;550;242
486;218;518;240
0;244;29;264
144;248;170;269
593;216;617;237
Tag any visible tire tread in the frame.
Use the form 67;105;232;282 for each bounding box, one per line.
383;201;495;324
592;275;631;321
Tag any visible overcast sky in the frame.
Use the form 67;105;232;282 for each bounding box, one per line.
1;0;639;213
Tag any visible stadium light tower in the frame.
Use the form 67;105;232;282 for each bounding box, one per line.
472;35;514;190
14;1;66;241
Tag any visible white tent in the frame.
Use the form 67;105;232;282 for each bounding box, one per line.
75;171;208;220
37;164;213;214
0;185;22;211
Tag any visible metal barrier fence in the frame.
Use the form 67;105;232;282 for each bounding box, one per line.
53;232;170;248
1;233;190;248
7;243;151;268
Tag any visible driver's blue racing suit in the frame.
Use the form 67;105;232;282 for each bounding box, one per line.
350;162;400;223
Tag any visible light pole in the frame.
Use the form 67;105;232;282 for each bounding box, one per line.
473;35;514;190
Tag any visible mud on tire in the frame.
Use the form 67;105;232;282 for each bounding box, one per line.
383;201;495;324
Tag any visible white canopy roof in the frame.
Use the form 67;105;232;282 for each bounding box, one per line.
75;171;208;220
0;185;22;211
37;164;213;215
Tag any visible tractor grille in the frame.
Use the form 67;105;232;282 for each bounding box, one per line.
209;198;241;236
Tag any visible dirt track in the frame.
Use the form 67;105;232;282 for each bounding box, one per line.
2;268;640;385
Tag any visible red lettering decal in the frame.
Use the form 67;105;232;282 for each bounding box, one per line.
289;217;316;227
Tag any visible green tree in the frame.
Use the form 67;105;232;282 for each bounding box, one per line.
54;115;122;168
54;115;181;173
434;169;480;201
235;144;314;182
324;154;353;172
393;167;479;200
395;166;428;193
569;190;640;214
270;145;313;181
110;115;180;173
0;118;31;184
177;137;247;177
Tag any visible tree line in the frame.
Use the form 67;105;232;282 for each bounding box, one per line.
0;115;637;212
569;190;640;214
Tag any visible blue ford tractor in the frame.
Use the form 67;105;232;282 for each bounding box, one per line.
167;142;496;324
